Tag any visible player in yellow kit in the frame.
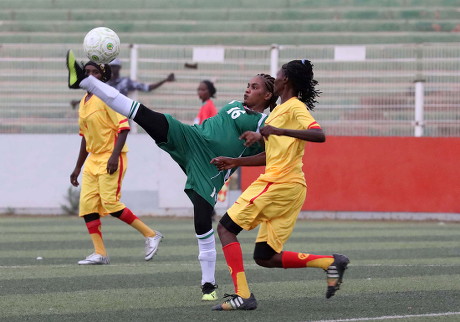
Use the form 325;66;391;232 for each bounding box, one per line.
70;61;163;265
210;60;350;311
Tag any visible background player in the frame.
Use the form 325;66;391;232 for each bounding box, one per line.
69;60;163;265
210;59;350;311
194;79;217;125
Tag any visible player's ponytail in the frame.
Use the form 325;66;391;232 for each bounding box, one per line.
282;60;321;111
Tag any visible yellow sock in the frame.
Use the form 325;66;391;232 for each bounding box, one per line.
131;219;155;237
306;258;335;270
236;272;251;298
90;233;107;256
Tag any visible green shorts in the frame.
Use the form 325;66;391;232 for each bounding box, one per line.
157;114;231;206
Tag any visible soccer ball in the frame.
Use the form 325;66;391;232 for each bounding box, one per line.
83;27;120;64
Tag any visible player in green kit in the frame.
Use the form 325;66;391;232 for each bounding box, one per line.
66;49;277;301
163;100;267;205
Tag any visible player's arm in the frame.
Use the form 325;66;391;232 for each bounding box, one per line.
147;73;175;91
211;152;266;171
260;125;325;143
107;129;128;174
70;136;89;187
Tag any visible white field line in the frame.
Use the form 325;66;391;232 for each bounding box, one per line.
312;311;460;322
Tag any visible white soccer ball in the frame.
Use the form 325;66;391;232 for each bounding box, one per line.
83;27;120;64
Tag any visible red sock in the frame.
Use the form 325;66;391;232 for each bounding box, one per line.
222;242;250;298
118;208;138;224
86;219;102;238
85;218;106;255
282;251;334;269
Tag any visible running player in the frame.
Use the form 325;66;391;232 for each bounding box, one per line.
66;50;277;301
210;59;350;311
70;61;163;266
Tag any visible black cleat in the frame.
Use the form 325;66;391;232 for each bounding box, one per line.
66;49;85;89
201;282;218;301
212;293;257;311
325;253;350;299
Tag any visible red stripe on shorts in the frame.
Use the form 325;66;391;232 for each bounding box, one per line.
116;154;124;200
249;182;273;204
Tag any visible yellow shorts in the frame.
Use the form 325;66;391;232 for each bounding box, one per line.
79;152;127;216
227;179;306;253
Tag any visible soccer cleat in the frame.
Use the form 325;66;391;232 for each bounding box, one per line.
201;282;218;301
78;253;110;265
145;231;164;261
66;49;85;89
212;293;257;311
325;253;350;299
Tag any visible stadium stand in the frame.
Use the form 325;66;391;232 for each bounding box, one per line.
1;0;460;45
1;0;460;135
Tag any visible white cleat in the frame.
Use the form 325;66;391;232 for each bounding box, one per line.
78;253;110;265
145;231;164;261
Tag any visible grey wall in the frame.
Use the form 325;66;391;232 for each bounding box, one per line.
0;134;230;215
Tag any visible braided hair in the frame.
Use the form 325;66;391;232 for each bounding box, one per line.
257;73;279;111
202;80;216;98
281;59;320;111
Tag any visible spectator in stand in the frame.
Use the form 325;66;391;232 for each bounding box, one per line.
194;80;217;125
108;58;175;96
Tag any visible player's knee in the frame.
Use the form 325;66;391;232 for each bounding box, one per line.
254;258;270;267
218;213;243;236
216;222;226;237
194;217;212;236
83;212;100;223
253;242;276;264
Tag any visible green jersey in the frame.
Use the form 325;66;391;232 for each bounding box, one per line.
158;100;267;206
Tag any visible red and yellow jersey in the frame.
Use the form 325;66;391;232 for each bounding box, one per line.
258;97;321;186
78;94;130;154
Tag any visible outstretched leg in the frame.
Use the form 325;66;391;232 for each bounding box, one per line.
110;208;164;261
79;75;169;143
253;242;349;299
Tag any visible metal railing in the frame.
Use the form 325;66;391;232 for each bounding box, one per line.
0;43;459;136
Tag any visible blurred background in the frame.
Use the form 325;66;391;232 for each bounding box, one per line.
0;0;459;217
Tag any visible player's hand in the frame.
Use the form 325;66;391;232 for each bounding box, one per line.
166;73;175;82
240;131;262;147
107;155;119;174
210;156;237;171
260;125;284;138
70;168;80;187
70;100;80;109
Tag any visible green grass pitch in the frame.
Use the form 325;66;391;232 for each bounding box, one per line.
1;216;459;321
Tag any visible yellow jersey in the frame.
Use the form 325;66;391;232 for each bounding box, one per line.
78;94;130;154
258;97;321;186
